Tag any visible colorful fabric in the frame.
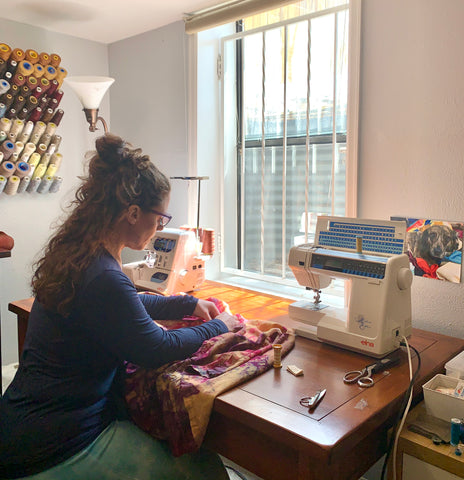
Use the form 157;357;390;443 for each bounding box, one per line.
125;298;295;456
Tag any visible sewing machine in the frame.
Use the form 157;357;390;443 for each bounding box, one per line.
288;216;413;357
123;228;205;295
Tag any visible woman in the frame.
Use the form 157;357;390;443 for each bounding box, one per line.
0;134;240;479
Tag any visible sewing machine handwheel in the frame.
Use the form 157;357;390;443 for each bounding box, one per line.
397;267;413;290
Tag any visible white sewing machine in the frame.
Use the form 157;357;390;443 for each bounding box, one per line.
288;216;413;357
123;228;205;295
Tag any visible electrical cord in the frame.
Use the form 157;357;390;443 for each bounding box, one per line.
380;338;422;480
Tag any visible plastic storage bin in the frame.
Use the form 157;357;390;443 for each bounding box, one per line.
422;374;464;422
445;350;464;379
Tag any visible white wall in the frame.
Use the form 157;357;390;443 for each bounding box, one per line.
358;0;464;338
0;19;110;364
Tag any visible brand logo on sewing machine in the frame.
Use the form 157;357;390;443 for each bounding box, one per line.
360;339;375;348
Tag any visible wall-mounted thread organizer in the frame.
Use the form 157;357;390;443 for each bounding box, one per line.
0;43;67;196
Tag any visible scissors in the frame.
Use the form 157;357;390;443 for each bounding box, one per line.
300;389;326;411
343;355;401;387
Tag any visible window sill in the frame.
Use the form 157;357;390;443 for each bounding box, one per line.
214;274;345;308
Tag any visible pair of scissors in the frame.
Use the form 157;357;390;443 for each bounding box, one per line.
343;354;401;387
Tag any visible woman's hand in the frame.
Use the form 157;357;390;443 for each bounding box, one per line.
193;299;220;321
214;312;243;332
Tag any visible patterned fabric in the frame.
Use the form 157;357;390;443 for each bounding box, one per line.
125;298;295;456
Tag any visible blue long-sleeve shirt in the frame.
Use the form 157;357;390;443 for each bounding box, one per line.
0;252;227;478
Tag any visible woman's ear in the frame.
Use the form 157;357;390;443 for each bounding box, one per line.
126;205;140;225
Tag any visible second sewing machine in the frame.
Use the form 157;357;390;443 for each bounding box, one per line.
288;216;413;357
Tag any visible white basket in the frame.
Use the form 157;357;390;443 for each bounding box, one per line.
445;350;464;379
422;374;464;422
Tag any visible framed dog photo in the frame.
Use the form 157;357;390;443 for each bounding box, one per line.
391;217;463;283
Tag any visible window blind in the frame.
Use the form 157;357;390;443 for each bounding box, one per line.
184;0;297;34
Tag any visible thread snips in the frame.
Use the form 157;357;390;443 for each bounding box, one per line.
300;389;326;412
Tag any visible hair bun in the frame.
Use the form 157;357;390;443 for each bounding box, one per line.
95;133;126;166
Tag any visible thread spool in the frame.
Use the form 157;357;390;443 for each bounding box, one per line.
0;59;6;77
0;152;3;163
28;107;43;123
0;175;6;194
25;95;38;112
0;117;11;133
45;163;57;177
39;133;51;148
46;143;56;155
28;152;41;167
50;53;61;67
17;175;30;194
44;65;56;81
12;95;26;113
0;79;10;95
201;229;215;255
26;176;41;193
45;122;57;137
4;175;20;195
10;48;24;63
9;83;19;96
25;49;39;64
11;74;25;88
31;86;43;99
17;61;33;77
37;174;53;193
52;89;63;104
17;108;29;121
15;161;30;178
6;59;17;75
0;104;6;118
273;344;283;368
50;152;62;168
21;85;30;97
50;135;62;150
39;152;51;167
49;175;62;193
51;109;64;126
1;141;15;160
19;130;31;144
33;63;44;78
0;131;6;143
32;162;46;179
1;93;14;109
10;119;24;138
23;142;36;157
0;161;15;178
41;107;54;123
31;121;46;139
5;108;17;120
10;152;19;164
452;418;462;446
37;143;47;156
55;67;67;87
39;77;50;93
38;52;50;65
0;43;11;61
47;79;59;98
13;141;24;155
8;131;17;143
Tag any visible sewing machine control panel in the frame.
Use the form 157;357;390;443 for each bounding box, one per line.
316;217;405;255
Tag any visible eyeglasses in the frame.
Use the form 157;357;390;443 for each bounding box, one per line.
149;209;172;227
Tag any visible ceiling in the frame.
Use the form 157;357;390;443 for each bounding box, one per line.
0;0;223;44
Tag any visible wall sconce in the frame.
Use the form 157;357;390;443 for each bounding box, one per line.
64;76;114;133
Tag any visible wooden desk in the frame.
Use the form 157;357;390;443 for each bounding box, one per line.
396;402;464;479
8;281;464;480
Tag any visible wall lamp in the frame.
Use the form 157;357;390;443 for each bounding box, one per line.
64;76;115;133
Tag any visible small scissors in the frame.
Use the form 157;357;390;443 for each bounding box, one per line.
300;389;326;411
343;355;401;387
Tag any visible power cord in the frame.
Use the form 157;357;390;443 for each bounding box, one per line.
380;337;421;480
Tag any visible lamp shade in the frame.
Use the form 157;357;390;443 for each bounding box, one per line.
64;76;115;109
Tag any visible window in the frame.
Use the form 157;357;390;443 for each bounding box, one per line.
194;0;360;293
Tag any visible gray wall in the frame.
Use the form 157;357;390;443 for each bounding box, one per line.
109;21;190;265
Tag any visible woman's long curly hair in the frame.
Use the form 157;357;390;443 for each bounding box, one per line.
31;133;171;317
